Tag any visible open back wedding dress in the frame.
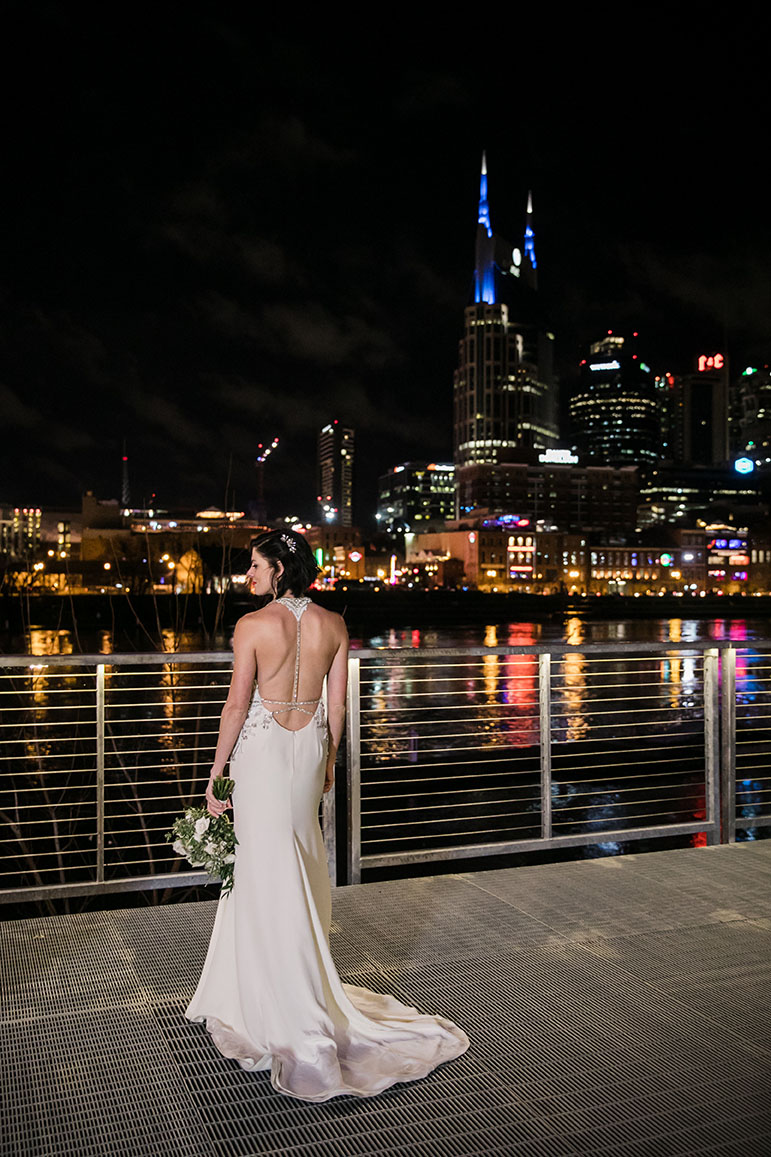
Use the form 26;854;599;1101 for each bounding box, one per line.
186;595;469;1101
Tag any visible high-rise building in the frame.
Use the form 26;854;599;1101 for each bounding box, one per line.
377;462;455;533
668;353;730;467
570;332;662;471
736;364;771;470
453;155;559;515
317;421;354;526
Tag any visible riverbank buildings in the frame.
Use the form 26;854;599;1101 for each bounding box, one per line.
638;353;768;533
317;421;354;527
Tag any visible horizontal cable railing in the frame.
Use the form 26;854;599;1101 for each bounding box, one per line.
0;654;233;900
731;646;771;841
0;641;769;900
344;642;734;880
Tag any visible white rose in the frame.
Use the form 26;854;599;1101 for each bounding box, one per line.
172;839;186;856
224;853;236;864
204;839;217;856
194;815;210;838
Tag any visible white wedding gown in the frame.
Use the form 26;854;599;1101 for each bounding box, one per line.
186;596;469;1101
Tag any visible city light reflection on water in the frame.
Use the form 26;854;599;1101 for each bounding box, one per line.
4;615;769;892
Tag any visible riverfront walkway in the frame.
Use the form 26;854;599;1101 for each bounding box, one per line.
2;844;771;1156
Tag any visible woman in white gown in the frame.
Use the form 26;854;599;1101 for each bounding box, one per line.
186;530;469;1101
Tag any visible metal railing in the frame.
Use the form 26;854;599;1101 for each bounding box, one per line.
1;641;769;901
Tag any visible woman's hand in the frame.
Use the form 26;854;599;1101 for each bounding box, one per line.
206;775;231;817
323;766;334;793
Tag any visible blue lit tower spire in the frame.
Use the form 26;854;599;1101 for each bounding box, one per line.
523;190;537;290
478;151;492;236
474;152;497;304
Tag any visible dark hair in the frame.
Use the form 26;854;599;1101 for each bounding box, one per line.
250;530;320;597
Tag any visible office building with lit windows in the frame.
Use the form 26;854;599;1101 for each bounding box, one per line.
455;449;639;534
570;333;662;471
667;353;730;468
637;463;767;529
317;422;354;527
377;462;455;533
0;506;41;558
736;364;771;470
453;155;559;516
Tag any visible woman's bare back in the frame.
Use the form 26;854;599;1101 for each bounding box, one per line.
242;599;346;732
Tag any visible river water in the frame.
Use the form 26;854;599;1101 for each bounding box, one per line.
13;613;771;656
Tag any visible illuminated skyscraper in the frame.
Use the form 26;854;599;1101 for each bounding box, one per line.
453;155;559;514
668;354;730;468
377;462;455;533
317;421;354;526
736;364;771;469
570;333;662;471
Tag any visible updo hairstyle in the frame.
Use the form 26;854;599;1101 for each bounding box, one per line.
250;530;320;598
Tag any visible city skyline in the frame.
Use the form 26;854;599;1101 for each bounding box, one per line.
1;13;769;521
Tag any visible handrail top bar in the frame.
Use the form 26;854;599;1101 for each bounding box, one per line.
352;641;744;659
0;639;762;668
0;652;235;667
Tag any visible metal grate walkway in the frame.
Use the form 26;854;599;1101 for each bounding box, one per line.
2;844;771;1156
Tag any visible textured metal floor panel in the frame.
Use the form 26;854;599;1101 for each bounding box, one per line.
459;853;754;941
2;843;770;1156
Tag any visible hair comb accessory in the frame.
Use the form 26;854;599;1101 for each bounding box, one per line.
280;533;297;552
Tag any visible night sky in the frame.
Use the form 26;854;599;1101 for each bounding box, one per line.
2;9;769;524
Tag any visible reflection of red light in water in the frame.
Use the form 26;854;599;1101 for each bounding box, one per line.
729;621;747;641
712;619;726;639
411;629;421;648
502;624;539;743
507;623;536;647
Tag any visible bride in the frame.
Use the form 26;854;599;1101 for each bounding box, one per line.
186;529;469;1101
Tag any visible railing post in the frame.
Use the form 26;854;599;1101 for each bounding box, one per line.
720;646;737;844
96;663;105;883
703;648;720;846
346;655;362;885
539;652;552;841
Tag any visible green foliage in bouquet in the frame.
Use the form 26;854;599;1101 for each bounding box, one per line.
166;776;238;895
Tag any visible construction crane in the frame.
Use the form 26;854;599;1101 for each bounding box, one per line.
254;437;279;524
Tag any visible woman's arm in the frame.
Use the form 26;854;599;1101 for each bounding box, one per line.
206;617;256;816
324;619;349;793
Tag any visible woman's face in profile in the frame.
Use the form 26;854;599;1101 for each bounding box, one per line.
246;549;279;597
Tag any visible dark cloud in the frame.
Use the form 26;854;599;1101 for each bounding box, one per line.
0;383;40;429
0;12;768;520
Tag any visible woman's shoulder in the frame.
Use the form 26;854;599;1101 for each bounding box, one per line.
305;600;347;629
233;606;273;634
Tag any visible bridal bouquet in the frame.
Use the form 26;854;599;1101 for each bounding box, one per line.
166;776;238;895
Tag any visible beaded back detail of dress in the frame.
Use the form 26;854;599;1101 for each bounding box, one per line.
258;596;320;724
231;597;324;757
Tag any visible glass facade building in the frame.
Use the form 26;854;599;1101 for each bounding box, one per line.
377;462;455;533
570;333;662;471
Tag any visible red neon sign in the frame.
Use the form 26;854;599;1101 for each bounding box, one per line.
698;353;724;372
